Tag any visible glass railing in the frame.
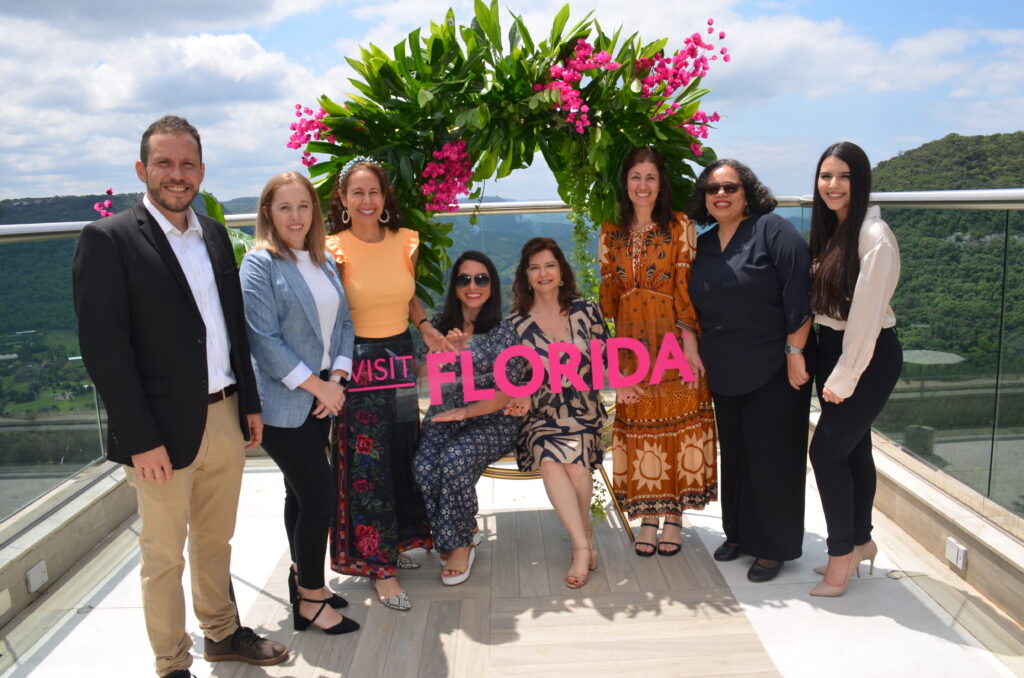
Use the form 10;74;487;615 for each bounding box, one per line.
0;189;1020;525
0;233;107;522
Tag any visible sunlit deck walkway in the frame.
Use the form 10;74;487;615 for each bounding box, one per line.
3;456;1021;678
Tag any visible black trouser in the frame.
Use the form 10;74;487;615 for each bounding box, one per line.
810;326;902;556
261;406;335;589
712;359;813;562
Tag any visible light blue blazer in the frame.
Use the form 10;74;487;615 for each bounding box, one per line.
240;248;354;428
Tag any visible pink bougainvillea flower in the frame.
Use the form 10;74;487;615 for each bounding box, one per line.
719;31;726;39
421;140;472;212
105;187;113;195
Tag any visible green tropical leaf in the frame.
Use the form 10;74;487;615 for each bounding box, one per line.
549;4;570;46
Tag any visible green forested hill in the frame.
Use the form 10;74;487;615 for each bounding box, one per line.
874;132;1024;191
871;131;1023;373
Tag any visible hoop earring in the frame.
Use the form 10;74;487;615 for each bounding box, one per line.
559;280;565;287
379;210;390;224
341;209;350;225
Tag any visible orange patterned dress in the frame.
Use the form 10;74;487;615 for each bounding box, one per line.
599;212;717;518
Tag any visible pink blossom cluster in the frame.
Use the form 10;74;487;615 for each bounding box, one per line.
287;104;336;167
93;187;115;218
534;39;620;134
421;140;472;212
681;109;721;156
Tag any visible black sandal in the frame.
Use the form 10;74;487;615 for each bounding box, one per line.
657;520;683;557
634;520;659;557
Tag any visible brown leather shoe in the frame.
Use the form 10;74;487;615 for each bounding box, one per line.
203;626;288;666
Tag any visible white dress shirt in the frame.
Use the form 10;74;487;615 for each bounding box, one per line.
144;194;236;393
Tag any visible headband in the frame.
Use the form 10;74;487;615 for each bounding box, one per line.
339;155;375;184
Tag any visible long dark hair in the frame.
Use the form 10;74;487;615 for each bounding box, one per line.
810;142;872;320
687;158;777;226
617;146;674;234
511;237;581;314
327;160;402;234
434;251;502;335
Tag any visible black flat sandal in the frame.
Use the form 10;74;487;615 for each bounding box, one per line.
634;520;659;557
657;520;683;557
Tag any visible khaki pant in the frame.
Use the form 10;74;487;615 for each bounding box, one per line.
126;395;246;676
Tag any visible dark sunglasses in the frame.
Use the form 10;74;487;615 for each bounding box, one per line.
455;273;491;288
705;182;741;195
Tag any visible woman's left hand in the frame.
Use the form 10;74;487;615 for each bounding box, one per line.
681;332;705;381
312;393;345;418
821;387;845;404
786;353;810;390
432;406;467;422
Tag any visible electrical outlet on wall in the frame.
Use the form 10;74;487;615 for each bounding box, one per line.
26;560;48;593
945;537;967;570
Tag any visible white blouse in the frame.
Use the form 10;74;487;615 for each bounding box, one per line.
814;206;900;399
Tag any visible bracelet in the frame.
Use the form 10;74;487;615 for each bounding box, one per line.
329;374;349;386
417;318;430;326
784;344;803;355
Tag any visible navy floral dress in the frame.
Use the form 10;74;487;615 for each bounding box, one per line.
413;317;524;553
509;298;610;471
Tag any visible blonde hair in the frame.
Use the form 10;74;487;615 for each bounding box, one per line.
255;171;327;265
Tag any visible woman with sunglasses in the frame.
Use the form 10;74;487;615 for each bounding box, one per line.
687;159;815;583
506;237;610;588
324;157;434;611
807;142;901;597
598;146;718;558
413;251;524;586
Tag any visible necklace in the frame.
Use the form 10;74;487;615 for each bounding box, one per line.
629;220;656;233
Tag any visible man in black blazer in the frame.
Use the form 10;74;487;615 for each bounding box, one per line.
72;116;287;678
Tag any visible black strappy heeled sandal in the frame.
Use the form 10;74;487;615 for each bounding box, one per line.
657;520;683;557
634;520;659;557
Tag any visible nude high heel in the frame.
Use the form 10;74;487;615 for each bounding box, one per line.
810;545;862;597
813;540;878;577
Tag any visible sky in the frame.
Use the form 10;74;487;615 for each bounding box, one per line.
1;0;1021;204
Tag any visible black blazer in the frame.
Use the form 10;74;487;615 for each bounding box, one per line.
72;202;260;469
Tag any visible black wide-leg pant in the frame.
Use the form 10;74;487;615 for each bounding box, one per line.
260;408;335;589
810;326;902;556
712;358;814;562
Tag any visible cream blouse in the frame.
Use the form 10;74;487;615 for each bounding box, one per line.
814;206;900;399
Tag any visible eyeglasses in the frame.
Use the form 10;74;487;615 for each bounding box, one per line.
455;273;491;288
705;183;741;195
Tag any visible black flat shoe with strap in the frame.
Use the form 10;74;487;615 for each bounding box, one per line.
634;520;659;557
657;520;683;557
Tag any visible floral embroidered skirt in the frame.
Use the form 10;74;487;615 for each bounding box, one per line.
329;332;432;580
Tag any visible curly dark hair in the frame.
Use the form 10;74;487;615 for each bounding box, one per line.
327;160;402;234
434;251;502;335
510;237;580;314
810;141;873;321
616;146;674;235
687;158;777;226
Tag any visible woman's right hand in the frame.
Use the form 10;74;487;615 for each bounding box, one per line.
615;385;645;405
422;324;454;353
504;396;530;417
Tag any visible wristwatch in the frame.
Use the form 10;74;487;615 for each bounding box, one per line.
329;374;350;386
784;344;803;355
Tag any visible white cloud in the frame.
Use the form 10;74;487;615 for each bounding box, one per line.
0;0;329;34
1;1;1022;203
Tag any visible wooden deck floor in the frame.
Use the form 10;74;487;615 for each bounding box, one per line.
215;508;780;678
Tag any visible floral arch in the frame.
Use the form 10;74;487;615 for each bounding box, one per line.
288;1;729;301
